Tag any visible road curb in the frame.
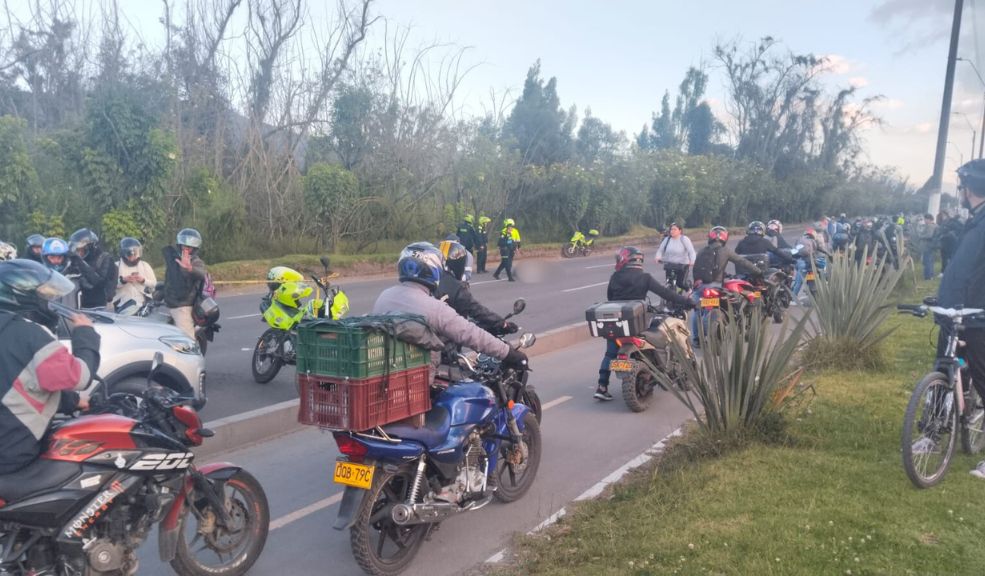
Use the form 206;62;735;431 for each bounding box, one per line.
196;321;593;458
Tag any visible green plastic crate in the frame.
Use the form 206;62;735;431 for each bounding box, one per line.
297;317;430;379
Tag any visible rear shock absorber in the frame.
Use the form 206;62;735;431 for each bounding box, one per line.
405;456;427;504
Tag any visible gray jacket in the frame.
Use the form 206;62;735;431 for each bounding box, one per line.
372;282;511;368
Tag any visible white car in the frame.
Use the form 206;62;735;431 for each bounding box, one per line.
56;310;207;409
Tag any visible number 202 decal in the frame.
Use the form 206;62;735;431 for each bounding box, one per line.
130;452;194;471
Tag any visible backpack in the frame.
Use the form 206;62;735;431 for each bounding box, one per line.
692;245;722;284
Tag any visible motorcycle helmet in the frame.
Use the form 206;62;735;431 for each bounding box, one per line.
69;228;100;259
266;266;304;291
464;214;474;224
176;228;203;251
588;229;600;237
747;221;766;236
0;259;75;329
478;216;491;226
397;242;444;291
957;159;985;195
272;281;312;310
766;219;783;236
439;240;469;281
119;237;142;266
615;246;645;271
26;233;45;253
804;228;817;239
708;226;729;244
503;218;515;227
0;241;16;261
41;237;70;272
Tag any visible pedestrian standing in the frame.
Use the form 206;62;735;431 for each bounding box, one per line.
475;216;491;273
917;213;938;280
493;219;521;282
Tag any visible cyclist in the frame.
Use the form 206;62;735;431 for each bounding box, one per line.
654;223;695;292
938;160;985;477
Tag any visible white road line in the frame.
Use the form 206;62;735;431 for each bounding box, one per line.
227;313;261;320
561;281;608;293
485;426;685;564
583;264;611;269
240;348;252;352
270;492;344;531
540;395;572;411
469;278;504;286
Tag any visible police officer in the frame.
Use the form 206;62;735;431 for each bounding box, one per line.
475;216;491;273
494;218;521;282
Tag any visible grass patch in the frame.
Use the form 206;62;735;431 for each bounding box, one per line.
497;277;985;576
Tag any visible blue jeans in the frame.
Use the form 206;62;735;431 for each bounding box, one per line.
922;248;935;280
690;287;717;344
791;259;809;297
597;338;619;388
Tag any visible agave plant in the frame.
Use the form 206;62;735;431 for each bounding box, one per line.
805;246;906;368
648;307;809;435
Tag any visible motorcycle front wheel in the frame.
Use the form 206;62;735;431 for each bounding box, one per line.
494;412;542;503
169;470;270;576
560;245;576;258
350;468;429;576
252;328;285;384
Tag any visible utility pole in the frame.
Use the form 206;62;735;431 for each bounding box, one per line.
929;0;964;216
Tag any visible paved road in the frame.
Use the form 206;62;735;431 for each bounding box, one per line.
198;225;810;421
140;337;695;576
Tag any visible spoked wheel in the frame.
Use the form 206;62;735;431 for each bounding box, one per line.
494;412;542;503
350;469;429;576
169;470;270;576
621;365;656;413
901;372;958;488
961;384;985;454
252;329;285;384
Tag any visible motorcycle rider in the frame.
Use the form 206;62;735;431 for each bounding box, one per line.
41;237;81;308
475;216;491;273
831;214;852;252
25;234;45;263
790;228;830;303
765;219;791;251
689;226;763;343
436;240;517;336
163;228;207;339
68;228;117;310
494;219;521;282
854;218;877;265
114;237;157;311
372;242;528;379
654;223;695;292
734;221;794;270
595;246;694;401
0;259;100;474
935;160;985;478
456;214;479;254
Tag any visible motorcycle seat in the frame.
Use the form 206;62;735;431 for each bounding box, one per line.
0;459;81;504
381;406;451;448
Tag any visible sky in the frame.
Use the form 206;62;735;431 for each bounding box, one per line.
19;0;985;189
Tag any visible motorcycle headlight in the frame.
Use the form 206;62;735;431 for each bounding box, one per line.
160;335;201;355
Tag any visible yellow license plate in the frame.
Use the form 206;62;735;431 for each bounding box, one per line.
609;359;634;372
700;298;720;308
805;273;816;281
333;461;374;490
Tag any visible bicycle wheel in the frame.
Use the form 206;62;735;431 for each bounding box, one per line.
901;372;957;488
961;384;985;454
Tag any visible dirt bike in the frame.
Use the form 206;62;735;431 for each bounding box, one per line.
332;334;540;576
0;354;269;575
560;231;596;258
252;256;349;384
607;302;696;412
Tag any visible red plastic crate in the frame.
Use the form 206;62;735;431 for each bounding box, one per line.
297;365;431;431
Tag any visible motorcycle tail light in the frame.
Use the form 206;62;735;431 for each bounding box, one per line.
629;337;645;348
172;406;205;446
616;353;629;360
334;433;369;463
702;288;715;298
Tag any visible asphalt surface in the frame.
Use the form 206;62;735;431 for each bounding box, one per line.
198;225;810;422
139;337;695;576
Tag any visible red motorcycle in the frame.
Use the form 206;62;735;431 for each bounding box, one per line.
696;277;763;331
0;354;269;576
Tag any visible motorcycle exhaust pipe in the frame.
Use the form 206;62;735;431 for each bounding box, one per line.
391;496;492;526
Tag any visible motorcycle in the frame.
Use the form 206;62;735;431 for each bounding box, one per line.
332;334;541;576
735;254;791;323
607;302;695;412
790;246;828;298
560;231;596;258
113;283;221;355
696;276;762;332
438;298;542;422
252;256;350;384
0;353;269;575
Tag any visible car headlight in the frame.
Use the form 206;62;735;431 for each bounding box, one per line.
159;335;201;355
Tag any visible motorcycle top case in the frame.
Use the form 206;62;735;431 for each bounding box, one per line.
585;300;647;338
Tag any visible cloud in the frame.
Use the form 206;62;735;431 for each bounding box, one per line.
872;98;905;110
848;76;869;88
869;0;953;24
913;122;934;134
820;54;857;75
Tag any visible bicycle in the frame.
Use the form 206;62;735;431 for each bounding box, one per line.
663;264;690;295
898;300;985;488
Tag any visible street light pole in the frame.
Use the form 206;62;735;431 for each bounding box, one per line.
929;0;964;216
953;111;977;160
957;57;985;159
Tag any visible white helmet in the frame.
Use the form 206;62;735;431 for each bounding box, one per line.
0;241;16;261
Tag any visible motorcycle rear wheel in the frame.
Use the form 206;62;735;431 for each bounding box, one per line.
494;412;542;503
252;329;285;384
169;470;269;576
350;469;429;576
561;245;576;258
621;363;656;413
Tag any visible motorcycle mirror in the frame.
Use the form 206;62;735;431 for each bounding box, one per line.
320;256;331;271
512;299;526;315
518;332;536;349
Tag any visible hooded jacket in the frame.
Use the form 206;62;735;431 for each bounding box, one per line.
939;202;985;326
607;267;692;307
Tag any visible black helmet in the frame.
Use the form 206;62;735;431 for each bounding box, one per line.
0;259;75;329
747;221;766;236
26;234;45;255
957;159;985;196
397;242;443;291
176;228;203;250
439;240;468;281
120;237;142;265
615;246;644;271
69;228;100;259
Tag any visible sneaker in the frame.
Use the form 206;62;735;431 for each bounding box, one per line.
593;387;614;401
971;460;985;479
911;437;937;455
493;274;500;280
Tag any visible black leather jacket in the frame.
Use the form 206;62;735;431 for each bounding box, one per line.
606;267;691;306
939;203;985;327
436;272;505;333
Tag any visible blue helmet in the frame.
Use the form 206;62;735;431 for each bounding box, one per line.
397;242;443;291
41;237;70;272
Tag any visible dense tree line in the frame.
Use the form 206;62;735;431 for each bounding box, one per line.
0;1;921;263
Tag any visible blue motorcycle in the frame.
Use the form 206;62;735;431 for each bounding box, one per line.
331;334;541;576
